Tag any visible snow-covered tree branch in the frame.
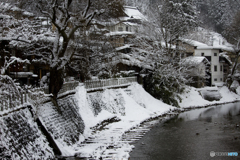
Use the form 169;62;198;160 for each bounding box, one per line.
0;56;29;108
150;0;198;55
223;11;240;90
1;56;30;75
25;0;100;105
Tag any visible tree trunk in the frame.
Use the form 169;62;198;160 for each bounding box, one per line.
228;52;240;89
49;67;64;112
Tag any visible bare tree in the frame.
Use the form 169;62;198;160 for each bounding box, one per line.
1;0;100;107
37;0;97;100
223;11;240;89
151;0;198;56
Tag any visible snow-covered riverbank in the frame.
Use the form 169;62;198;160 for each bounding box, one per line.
179;86;240;108
58;83;240;159
59;83;173;158
2;83;239;159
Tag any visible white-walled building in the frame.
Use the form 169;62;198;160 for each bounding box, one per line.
195;47;231;86
182;56;210;88
181;30;233;86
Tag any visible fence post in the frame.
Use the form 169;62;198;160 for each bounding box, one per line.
21;92;23;105
9;94;11;109
25;92;27;103
0;101;1;111
84;76;137;90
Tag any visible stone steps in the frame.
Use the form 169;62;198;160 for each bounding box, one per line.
76;119;161;159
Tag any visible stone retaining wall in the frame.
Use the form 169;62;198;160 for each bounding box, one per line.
0;107;54;159
39;95;85;147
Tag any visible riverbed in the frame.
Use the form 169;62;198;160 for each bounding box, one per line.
130;102;240;160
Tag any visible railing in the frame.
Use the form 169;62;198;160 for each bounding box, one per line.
0;81;80;113
58;81;80;95
84;76;137;90
1;77;136;113
28;81;80;105
27;88;51;107
0;91;28;112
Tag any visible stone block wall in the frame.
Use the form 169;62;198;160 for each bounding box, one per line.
0;108;54;159
39;95;85;146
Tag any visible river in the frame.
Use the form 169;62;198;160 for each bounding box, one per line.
129;102;240;160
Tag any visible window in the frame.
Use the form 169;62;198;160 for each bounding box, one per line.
214;53;217;56
201;53;204;56
214;65;217;72
220;65;223;72
12;50;16;56
220;78;223;81
126;26;128;31
214;78;217;81
118;27;123;31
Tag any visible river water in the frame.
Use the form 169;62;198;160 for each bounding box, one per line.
130;102;240;160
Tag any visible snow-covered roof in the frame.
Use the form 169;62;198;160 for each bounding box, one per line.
220;52;232;65
196;46;234;52
0;14;11;19
122;22;138;26
194;32;234;52
0;37;12;41
10;72;38;78
120;6;147;21
115;44;132;51
182;27;234;52
180;38;208;47
105;31;135;36
42;20;51;26
23;11;34;17
0;2;35;18
182;56;210;65
0;2;13;10
161;41;185;50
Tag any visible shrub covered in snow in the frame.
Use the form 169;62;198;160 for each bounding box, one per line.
143;63;189;107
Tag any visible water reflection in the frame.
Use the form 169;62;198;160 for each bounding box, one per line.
178;102;240;122
130;102;240;160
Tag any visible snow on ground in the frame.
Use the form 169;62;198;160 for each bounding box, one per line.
56;84;240;159
56;83;172;158
179;86;240;108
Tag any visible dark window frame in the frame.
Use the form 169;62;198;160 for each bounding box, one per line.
118;27;123;32
214;65;217;72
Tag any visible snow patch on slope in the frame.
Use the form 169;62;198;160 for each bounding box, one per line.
179;86;240;108
59;83;172;158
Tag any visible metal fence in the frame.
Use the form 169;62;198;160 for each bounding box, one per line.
84;76;137;90
0;92;28;112
0;81;80;112
58;81;80;95
0;77;136;112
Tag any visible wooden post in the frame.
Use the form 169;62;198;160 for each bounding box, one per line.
9;94;11;109
25;92;27;103
21;92;23;105
0;101;1;111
